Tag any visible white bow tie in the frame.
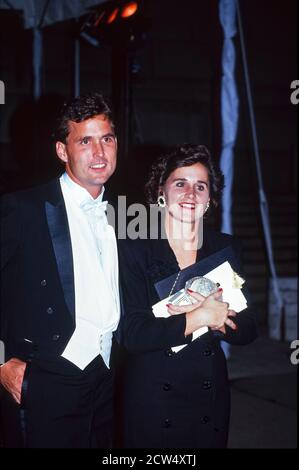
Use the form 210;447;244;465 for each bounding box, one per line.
80;199;108;218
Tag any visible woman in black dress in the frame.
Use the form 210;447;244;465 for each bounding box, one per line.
118;144;257;448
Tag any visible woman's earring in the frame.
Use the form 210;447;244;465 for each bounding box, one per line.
157;195;166;208
204;201;210;213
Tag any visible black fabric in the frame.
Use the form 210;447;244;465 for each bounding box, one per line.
0;178;117;447
118;230;258;448
154;245;240;299
1;357;114;448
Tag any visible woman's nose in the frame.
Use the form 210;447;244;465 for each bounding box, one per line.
186;188;196;199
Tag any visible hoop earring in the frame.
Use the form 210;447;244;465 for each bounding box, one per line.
204;201;210;213
157;195;166;208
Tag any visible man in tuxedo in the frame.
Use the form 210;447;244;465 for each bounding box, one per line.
0;92;120;448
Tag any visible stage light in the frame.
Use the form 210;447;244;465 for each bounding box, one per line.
80;0;146;47
107;7;119;24
94;11;105;27
121;2;138;19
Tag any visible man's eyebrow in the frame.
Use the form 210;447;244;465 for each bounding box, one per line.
102;132;116;138
74;132;116;142
74;135;91;142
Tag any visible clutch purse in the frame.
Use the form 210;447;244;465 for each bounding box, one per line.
168;276;220;307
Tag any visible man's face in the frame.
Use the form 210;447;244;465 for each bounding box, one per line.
56;114;117;198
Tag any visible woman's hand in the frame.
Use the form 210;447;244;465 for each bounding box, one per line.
168;289;237;336
210;309;237;334
167;289;206;315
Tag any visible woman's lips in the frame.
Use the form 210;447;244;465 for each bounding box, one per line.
179;202;196;209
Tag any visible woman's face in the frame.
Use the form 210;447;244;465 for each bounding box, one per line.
162;163;210;223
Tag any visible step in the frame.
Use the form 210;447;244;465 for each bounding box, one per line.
246;279;268;293
243;250;297;263
243;263;268;276
244;262;297;276
234;226;297;237
233;215;297;226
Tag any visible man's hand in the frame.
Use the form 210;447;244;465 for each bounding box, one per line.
0;358;27;404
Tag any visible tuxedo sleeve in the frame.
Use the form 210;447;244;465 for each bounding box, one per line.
118;241;192;354
0;193;20;343
0;193;20;270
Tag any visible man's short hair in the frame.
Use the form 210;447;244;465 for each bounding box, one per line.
54;92;114;143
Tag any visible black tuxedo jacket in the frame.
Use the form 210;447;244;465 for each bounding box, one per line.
0;177;119;373
1;178;76;369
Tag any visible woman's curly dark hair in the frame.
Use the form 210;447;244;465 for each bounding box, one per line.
145;144;224;210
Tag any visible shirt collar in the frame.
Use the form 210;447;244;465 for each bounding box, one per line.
60;172;105;207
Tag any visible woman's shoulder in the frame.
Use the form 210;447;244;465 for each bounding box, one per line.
118;237;174;272
117;237;150;251
117;237;153;263
203;227;242;254
204;227;236;243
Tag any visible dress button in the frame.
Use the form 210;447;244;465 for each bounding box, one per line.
202;380;212;390
201;416;210;424
163;382;172;391
46;307;53;314
52;334;60;341
164;349;174;357
203;349;212;356
41;280;47;287
164;419;171;428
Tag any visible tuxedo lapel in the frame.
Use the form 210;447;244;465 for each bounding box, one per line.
45;180;75;322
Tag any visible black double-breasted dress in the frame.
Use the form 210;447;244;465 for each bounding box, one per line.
118;228;258;448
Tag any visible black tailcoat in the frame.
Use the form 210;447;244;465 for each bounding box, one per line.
0;178;115;448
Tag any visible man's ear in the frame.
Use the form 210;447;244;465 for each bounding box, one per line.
56;141;68;163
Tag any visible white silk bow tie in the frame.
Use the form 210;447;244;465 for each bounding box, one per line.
80;199;108;219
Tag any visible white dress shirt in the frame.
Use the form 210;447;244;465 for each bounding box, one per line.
59;172;120;370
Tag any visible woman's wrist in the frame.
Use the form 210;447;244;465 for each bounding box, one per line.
184;307;206;336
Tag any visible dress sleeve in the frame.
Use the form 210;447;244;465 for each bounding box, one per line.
118;241;192;353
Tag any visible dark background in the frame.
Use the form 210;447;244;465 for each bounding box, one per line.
0;0;297;324
0;0;297;450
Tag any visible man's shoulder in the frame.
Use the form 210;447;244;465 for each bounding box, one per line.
1;177;62;206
